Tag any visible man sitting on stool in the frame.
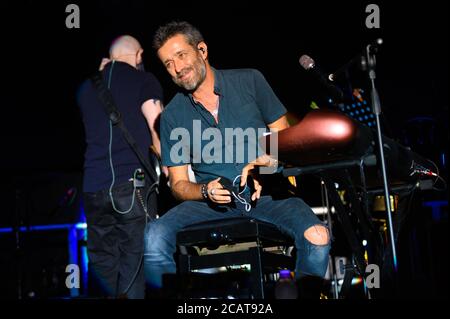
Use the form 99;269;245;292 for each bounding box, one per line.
144;21;330;298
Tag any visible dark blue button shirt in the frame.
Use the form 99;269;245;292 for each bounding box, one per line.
160;68;286;184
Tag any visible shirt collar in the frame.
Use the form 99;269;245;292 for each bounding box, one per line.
212;67;223;96
188;67;223;105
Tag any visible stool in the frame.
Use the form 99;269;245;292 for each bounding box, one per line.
176;217;294;298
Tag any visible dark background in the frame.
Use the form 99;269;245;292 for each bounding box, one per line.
0;0;448;299
1;0;448;172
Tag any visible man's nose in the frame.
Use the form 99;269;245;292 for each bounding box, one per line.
174;59;184;74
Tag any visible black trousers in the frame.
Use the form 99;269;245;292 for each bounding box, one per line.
83;180;155;299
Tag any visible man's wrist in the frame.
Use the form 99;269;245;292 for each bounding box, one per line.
269;158;278;167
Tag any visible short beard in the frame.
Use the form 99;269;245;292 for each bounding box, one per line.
173;57;206;91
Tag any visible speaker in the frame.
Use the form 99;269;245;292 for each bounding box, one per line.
0;171;86;299
9;171;83;227
0;228;87;299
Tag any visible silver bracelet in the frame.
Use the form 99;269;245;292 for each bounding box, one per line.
201;183;209;200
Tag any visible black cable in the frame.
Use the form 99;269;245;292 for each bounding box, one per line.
428;159;447;191
121;182;159;297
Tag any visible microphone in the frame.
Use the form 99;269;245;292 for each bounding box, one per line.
299;54;344;102
368;38;383;52
328;55;366;82
328;38;383;81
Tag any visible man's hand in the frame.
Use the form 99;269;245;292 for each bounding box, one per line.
237;115;288;201
162;166;169;178
240;154;278;201
207;178;231;204
248;177;263;201
99;58;111;71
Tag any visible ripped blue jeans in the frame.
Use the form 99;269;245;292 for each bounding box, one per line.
144;195;330;289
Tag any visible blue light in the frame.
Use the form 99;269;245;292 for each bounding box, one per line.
0;207;89;297
78;208;88;296
363;100;367;105
81;237;89;295
368;122;372;127
355;110;359;115
424;201;448;222
357;102;361;106
364;115;369;120
76;223;87;230
360;108;365;113
0;223;78;233
358;117;363;121
352;104;356;108
68;226;79;297
350;112;354;116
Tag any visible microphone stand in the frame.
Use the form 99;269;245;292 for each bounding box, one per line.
14;188;23;299
365;43;398;273
321;180;339;299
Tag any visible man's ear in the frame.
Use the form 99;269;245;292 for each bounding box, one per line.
137;48;144;64
197;42;207;57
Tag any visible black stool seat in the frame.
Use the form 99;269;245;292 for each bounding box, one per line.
176;217;295;298
177;217;293;248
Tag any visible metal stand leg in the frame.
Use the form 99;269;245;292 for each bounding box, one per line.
321;179;339;299
249;247;265;299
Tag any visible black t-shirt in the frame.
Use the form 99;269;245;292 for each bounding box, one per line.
77;61;163;192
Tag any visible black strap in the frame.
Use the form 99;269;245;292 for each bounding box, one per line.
90;72;159;187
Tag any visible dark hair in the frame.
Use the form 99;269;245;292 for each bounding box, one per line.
153;21;204;51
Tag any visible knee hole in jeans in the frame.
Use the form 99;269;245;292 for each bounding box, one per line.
303;225;329;246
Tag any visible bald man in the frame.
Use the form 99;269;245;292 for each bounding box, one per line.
77;35;164;299
99;35;144;72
